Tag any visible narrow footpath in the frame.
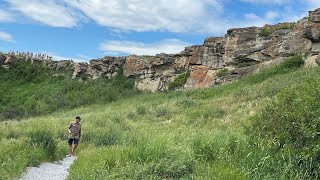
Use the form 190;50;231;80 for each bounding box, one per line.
20;156;76;180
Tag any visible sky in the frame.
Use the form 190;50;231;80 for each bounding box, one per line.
0;0;319;62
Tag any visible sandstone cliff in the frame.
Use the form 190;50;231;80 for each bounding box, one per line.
1;8;320;92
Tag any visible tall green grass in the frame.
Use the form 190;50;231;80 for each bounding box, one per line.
1;55;319;179
0;60;137;121
0;127;68;179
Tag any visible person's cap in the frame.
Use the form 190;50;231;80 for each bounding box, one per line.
75;116;81;120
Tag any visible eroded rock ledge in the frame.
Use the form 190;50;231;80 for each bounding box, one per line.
1;8;320;92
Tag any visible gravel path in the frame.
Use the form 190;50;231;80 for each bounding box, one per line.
20;156;76;180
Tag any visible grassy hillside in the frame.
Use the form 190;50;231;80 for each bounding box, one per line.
0;56;319;179
0;60;138;121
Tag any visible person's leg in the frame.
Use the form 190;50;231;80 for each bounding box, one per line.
72;145;77;155
69;145;73;156
67;138;74;156
72;139;79;156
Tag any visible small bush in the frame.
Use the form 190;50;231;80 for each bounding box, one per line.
281;55;305;68
155;107;169;118
26;147;45;167
28;129;57;159
57;129;67;140
168;71;190;90
216;68;228;77
127;112;136;119
193;136;219;162
259;23;295;37
259;28;274;37
136;105;147;115
6;130;20;139
110;114;123;124
250;80;320;177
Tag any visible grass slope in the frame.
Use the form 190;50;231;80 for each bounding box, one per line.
0;60;137;120
0;56;319;179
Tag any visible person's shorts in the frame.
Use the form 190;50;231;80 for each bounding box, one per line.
68;138;79;145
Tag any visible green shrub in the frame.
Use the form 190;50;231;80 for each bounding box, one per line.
110;114;123;124
168;71;190;90
26;147;45;167
281;55;305;68
250;80;320;177
155;107;169;118
6;130;20;139
28;129;57;159
127;112;136;119
136;105;147;115
259;23;295;37
216;68;228;77
193;136;219;162
259;28;274;36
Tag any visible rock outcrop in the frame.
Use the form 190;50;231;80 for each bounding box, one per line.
2;8;320;92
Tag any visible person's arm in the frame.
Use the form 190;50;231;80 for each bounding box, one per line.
67;123;72;133
79;126;81;139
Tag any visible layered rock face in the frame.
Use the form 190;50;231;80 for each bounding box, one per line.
1;8;320;92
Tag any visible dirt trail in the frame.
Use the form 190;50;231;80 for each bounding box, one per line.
20;156;76;180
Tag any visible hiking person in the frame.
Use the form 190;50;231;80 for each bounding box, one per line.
67;116;82;157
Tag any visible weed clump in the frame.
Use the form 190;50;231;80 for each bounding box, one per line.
168;71;190;90
259;23;295;36
28;129;57;159
216;68;229;77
